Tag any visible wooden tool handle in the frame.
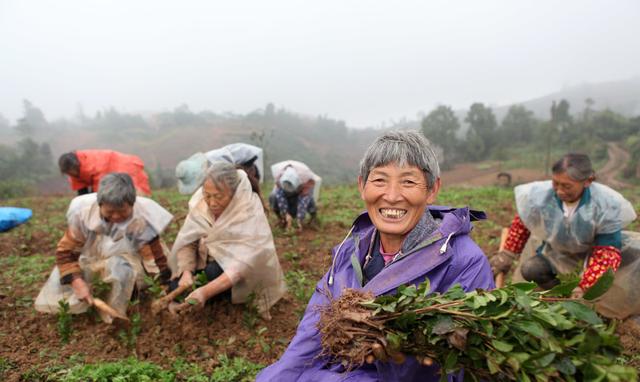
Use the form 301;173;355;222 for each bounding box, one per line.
160;283;191;304
93;298;129;321
151;283;192;314
495;227;510;288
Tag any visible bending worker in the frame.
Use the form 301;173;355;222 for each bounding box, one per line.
58;149;152;196
175;143;263;196
269;160;321;230
490;153;640;320
35;173;172;323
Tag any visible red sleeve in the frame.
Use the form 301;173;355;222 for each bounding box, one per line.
504;214;531;254
69;176;90;191
579;246;621;290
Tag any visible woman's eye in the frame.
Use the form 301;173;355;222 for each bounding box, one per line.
402;180;417;186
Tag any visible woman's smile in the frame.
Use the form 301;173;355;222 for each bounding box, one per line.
379;208;407;220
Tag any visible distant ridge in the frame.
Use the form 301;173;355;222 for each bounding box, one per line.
492;77;640;120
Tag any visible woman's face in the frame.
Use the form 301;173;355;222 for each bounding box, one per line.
552;171;591;203
203;179;234;219
358;163;440;243
100;203;133;224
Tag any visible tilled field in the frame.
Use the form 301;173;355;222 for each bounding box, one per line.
1;185;638;380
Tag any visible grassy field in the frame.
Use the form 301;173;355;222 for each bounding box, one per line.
0;184;638;381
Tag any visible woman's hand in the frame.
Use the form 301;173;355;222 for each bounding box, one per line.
185;287;208;308
571;286;584;299
71;277;94;305
179;271;194;288
365;343;411;365
285;214;293;230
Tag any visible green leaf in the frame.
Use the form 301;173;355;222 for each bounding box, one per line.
578;329;602;354
581;362;607;382
486;356;501;374
419;279;431;297
555;357;576;376
583;269;615;301
548;279;580;297
513;320;546;338
386;332;403;351
511;282;537;292
496;289;509;305
399;284;417;297
564;333;585;347
535;353;555;367
515;293;533;312
443;351;458;372
444;284;466;300
480;320;494;337
381;301;397;312
470;295;489;309
432;316;455;335
532;310;557;326
360;301;380;309
492;339;513;352
561;301;602;325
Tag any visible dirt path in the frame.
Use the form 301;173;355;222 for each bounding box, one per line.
441;162;546;187
597;142;631;189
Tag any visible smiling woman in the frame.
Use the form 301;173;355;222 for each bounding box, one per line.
257;130;494;382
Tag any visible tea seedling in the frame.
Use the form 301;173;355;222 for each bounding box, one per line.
57;300;72;344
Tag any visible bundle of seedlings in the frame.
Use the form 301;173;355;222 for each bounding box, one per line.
318;271;637;382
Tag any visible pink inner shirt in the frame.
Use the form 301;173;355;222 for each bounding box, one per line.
379;242;399;265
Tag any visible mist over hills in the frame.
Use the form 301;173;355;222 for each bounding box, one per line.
492;77;640;120
1;77;638;188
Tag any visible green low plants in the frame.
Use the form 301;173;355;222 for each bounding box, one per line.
58;358;174;382
0;357;15;379
57;300;72;344
247;326;271;354
118;301;141;349
210;354;264;382
285;270;314;303
242;292;259;329
143;274;164;299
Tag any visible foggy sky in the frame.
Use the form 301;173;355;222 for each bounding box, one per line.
1;0;639;127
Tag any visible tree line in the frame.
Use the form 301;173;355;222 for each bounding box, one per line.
421;99;640;176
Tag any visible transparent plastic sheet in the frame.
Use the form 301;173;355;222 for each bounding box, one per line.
171;171;286;319
515;181;636;255
270;160;322;202
35;194;172;321
205;143;264;183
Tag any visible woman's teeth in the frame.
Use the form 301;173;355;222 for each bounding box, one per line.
380;208;406;219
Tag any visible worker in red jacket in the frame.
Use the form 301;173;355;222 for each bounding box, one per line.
58;150;152;196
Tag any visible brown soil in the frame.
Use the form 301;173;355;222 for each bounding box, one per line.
0;195;346;381
441;163;546;187
617;318;640;369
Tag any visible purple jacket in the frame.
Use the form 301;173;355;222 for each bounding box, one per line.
257;206;495;382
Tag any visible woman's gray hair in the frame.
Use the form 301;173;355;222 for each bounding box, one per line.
205;161;241;192
551;153;595;181
97;173;137;206
359;130;441;188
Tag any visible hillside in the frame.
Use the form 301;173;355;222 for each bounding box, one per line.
493;77;640;121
